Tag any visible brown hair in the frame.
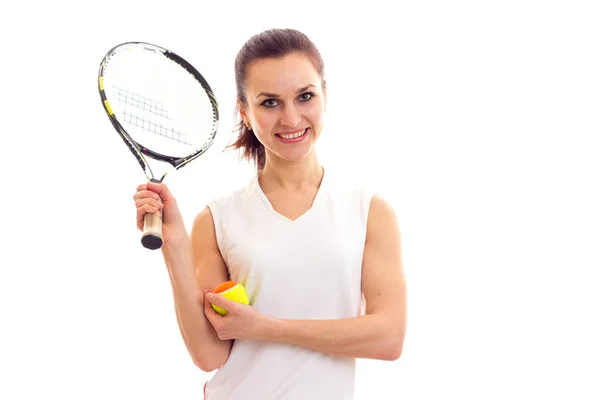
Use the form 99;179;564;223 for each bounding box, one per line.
226;28;326;170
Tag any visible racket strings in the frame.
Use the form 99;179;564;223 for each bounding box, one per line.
122;109;192;146
113;87;172;119
112;86;192;147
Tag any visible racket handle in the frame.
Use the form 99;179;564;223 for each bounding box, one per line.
141;179;163;250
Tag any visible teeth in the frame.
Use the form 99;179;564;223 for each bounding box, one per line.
279;129;306;139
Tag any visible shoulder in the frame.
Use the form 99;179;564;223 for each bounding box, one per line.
325;167;398;232
192;178;255;252
365;194;400;244
367;195;397;224
206;178;255;216
190;178;253;229
323;167;378;215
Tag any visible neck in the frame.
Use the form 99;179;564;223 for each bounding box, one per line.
258;150;323;191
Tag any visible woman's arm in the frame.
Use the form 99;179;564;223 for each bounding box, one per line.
205;195;407;360
266;195;406;360
163;206;232;372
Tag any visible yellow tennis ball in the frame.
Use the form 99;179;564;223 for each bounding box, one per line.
211;281;249;316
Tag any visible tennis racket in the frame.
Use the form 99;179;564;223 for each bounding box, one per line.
98;42;218;250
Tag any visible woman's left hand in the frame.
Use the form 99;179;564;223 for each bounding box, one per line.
203;290;272;341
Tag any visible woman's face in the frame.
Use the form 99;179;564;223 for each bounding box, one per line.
240;52;326;165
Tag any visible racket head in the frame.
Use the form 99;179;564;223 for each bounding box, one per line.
98;41;219;182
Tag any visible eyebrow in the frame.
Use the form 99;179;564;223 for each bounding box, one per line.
256;84;316;98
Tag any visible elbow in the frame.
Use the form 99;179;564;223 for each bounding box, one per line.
376;335;403;361
191;349;228;373
194;359;215;373
196;363;218;373
193;355;223;373
380;321;405;361
384;340;404;361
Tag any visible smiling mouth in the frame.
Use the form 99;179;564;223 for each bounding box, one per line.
275;128;307;140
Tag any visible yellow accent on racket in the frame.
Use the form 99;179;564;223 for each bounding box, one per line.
104;100;113;115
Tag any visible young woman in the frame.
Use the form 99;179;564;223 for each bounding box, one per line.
132;28;406;399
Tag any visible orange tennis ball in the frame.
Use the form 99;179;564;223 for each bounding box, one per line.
211;281;249;316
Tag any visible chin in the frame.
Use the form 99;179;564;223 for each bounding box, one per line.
276;147;314;164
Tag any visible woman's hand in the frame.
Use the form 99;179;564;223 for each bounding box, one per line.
203;290;272;341
132;181;187;246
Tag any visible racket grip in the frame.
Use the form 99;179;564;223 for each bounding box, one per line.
141;179;164;250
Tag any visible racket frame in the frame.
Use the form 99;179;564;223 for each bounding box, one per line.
98;41;219;250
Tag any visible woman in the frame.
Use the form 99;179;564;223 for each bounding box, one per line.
133;28;406;399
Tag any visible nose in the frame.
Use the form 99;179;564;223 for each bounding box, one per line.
279;104;302;128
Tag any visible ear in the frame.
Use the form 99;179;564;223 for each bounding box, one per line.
322;82;328;112
237;98;250;126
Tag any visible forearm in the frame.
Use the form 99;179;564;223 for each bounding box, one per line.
161;236;231;370
264;313;404;361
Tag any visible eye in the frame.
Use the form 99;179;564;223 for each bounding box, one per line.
299;92;314;101
261;99;278;108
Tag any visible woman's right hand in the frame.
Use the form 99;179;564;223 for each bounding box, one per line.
133;181;186;246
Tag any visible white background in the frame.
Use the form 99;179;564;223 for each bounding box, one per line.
2;1;599;399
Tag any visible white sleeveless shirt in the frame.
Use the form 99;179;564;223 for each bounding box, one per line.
204;168;374;400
